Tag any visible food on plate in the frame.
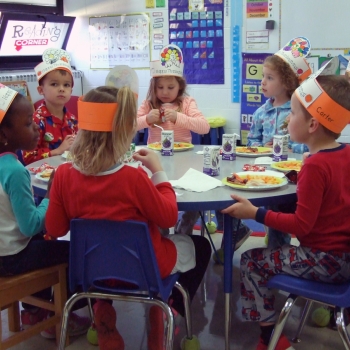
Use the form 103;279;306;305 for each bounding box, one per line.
236;146;272;154
226;173;282;187
274;160;302;172
40;168;54;178
28;163;55;174
148;142;192;150
242;164;266;172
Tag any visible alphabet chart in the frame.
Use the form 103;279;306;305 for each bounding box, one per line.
89;14;150;69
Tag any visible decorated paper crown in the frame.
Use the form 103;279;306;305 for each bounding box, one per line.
0;84;18;123
78;65;138;132
150;44;184;78
346;59;350;79
274;37;311;82
34;48;73;83
295;58;350;133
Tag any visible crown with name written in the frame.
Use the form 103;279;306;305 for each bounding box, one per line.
150;44;184;78
0;84;18;123
275;37;311;82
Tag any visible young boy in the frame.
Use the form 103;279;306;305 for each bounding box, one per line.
23;48;78;165
222;64;350;350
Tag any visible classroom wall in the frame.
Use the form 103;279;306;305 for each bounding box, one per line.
64;0;241;136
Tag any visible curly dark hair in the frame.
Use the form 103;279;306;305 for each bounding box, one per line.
264;55;300;98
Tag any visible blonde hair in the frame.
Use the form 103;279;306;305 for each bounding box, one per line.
71;86;137;175
146;76;188;110
264;55;300;98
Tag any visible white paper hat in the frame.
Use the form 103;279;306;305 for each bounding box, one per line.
0;84;18;123
34;48;73;83
150;45;184;78
295;58;350;133
346;59;350;79
105;65;139;96
275;37;311;82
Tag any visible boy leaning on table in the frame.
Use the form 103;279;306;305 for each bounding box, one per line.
23;48;78;165
222;60;350;350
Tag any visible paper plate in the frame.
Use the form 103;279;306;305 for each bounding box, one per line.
222;172;287;191
270;160;302;173
147;142;194;152
236;147;273;157
35;172;51;183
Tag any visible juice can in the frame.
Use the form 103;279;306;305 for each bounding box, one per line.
222;134;237;161
273;135;289;161
161;130;174;156
203;146;220;176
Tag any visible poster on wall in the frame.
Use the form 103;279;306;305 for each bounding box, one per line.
168;0;224;84
89;14;150;69
240;52;271;145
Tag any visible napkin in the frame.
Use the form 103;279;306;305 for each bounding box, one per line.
169;168;224;192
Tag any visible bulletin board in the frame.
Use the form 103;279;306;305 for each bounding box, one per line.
279;0;349;50
89;14;151;69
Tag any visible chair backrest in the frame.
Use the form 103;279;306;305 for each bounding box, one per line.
69;219;175;301
191;131;201;145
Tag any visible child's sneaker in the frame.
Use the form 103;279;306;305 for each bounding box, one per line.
93;300;124;350
40;312;90;339
256;334;295;350
21;308;49;329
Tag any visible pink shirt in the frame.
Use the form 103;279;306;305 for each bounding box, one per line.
137;96;210;143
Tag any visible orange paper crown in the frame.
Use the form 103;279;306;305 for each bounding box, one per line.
295;59;350;133
78;97;118;132
0;84;18;123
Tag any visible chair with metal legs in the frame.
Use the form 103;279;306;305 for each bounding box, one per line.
58;219;199;350
266;274;350;350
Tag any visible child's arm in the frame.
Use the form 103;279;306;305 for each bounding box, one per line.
247;110;264;147
288;141;309;154
174;97;210;134
5;163;48;236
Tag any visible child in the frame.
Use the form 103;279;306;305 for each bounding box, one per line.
0;84;89;338
247;37;312;248
137;44;210;143
222;68;350;350
23;48;78;165
45;84;211;350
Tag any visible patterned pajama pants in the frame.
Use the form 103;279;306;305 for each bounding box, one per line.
240;244;350;323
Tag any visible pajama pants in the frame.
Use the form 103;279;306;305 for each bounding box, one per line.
240;244;350;323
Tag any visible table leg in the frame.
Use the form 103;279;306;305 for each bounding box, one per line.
223;214;233;350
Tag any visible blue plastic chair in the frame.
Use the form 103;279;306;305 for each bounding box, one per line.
266;274;350;350
191;131;201;145
58;219;199;350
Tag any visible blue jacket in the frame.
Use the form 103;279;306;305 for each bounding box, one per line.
247;98;308;154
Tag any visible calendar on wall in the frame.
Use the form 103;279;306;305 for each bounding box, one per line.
89;14;151;69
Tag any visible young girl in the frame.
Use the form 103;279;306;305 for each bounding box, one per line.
222;72;350;350
23;48;78;165
247;37;312;248
0;84;89;338
45;85;211;350
137;44;210;143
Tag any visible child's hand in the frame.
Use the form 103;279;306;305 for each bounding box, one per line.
132;148;163;174
45;169;55;199
51;135;75;156
163;109;177;123
264;141;273;147
221;194;258;220
146;109;161;125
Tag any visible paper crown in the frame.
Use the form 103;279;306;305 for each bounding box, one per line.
295;58;350;133
79;65;138;132
346;59;350;79
150;45;184;78
275;37;311;82
34;48;73;83
0;84;18;123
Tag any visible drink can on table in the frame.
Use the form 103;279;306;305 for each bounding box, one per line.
273;134;289;161
161;130;174;156
222;134;237;161
203;146;220;176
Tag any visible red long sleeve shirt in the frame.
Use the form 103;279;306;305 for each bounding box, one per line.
257;144;350;252
46;163;178;278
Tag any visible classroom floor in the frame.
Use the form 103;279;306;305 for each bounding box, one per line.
1;231;346;350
